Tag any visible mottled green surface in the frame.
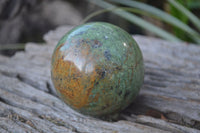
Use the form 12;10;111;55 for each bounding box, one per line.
51;22;144;116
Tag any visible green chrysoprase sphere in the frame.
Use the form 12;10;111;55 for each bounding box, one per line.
51;22;144;116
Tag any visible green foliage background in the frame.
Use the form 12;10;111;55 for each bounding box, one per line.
86;0;200;44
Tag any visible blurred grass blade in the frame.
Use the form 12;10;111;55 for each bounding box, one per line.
87;0;181;42
168;0;200;31
81;9;111;24
108;0;200;44
81;7;158;24
0;44;25;50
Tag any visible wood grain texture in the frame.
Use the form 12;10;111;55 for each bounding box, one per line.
0;26;199;133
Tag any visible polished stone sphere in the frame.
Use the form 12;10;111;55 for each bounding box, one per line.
51;22;144;116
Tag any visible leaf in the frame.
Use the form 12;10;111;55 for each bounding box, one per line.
168;0;200;31
108;0;200;44
87;0;181;42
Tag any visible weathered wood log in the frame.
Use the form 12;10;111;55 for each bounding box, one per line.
0;25;200;133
